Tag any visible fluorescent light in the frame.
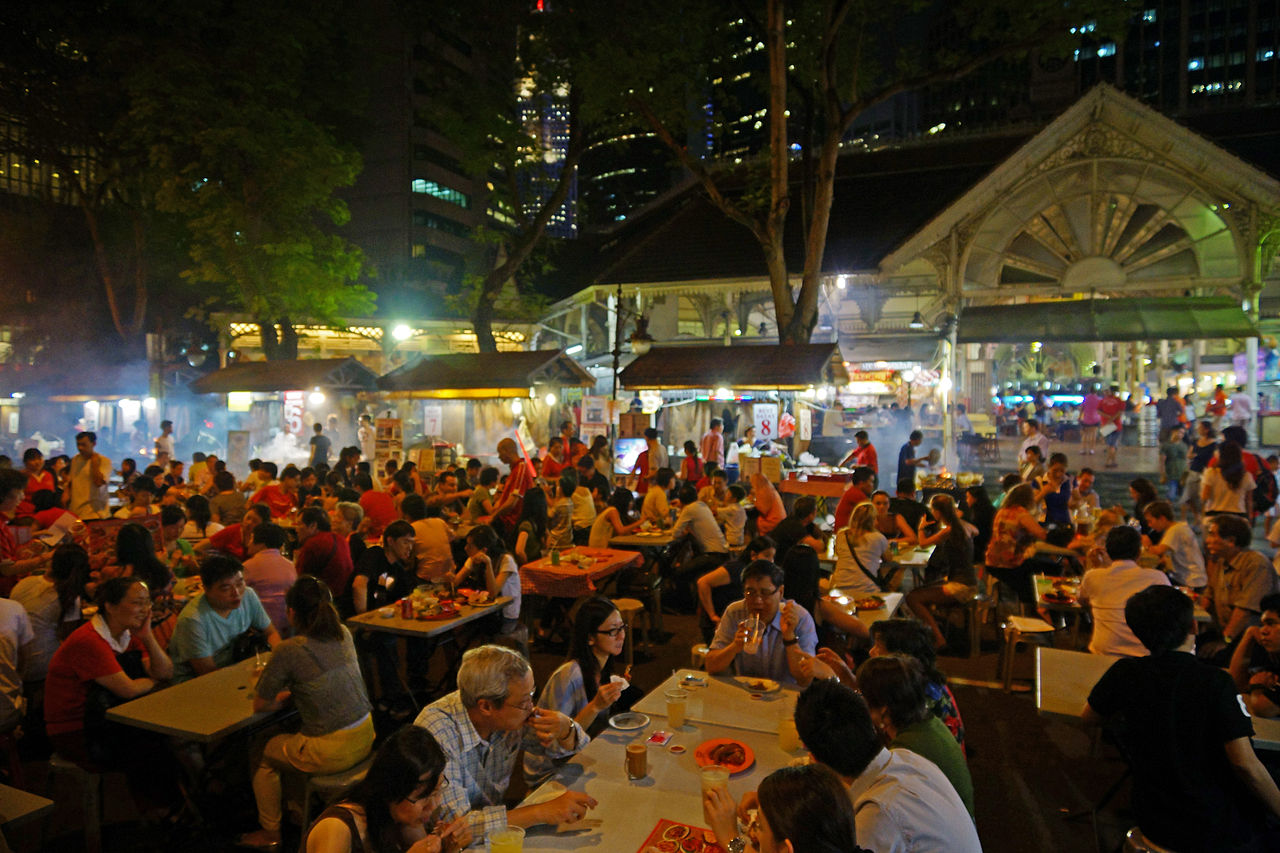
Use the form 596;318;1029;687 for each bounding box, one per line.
565;344;583;355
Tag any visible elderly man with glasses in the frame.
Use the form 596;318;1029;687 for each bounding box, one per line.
705;559;818;686
415;644;597;845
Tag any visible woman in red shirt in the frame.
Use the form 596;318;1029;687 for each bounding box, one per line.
44;575;179;812
201;503;272;561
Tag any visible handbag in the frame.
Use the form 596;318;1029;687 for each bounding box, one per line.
845;531;892;593
1099;422;1118;437
84;648;147;734
231;627;272;662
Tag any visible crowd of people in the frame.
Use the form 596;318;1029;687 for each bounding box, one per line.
5;398;1280;852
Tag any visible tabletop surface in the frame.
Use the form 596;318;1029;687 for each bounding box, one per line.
106;656;280;743
1034;646;1280;751
347;597;512;638
609;531;676;548
522;547;640;574
0;783;53;828
520;712;801;850
632;670;800;735
894;544;934;567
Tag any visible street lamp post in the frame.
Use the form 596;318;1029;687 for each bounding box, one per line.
1249;225;1280;444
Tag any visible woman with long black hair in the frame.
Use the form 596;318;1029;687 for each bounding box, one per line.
1200;440;1254;519
905;494;977;649
302;726;468;853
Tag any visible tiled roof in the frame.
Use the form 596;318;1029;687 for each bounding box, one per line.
618;343;849;390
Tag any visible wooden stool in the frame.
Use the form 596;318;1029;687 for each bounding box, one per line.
299;755;374;837
611;598;647;666
999;616;1054;692
928;591;990;659
0;731;24;789
47;754;102;853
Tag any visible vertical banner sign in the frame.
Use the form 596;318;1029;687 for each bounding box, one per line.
753;403;779;441
375;418;404;471
226;430;250;477
798;407;812;441
421;404;443;436
282;391;305;437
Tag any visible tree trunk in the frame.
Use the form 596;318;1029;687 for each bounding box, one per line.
764;0;793;338
80;202;143;343
787;123;843;344
473;295;498;353
259;320;298;360
278;318;299;360
259;320;281;360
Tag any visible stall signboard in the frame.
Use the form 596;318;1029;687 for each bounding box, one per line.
582;396;608;426
422;404;443;436
375;418;403;471
753;403;779;441
798;407;812;441
283;391;305;436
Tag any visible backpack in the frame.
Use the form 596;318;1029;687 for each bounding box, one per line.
1253;453;1277;513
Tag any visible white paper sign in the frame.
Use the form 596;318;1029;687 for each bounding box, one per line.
753;403;779;440
422;404;443;436
798;407;812;441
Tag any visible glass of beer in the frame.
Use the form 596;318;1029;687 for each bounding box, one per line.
625;742;647;780
690;644;709;669
740;614;763;655
664;688;689;728
700;764;730;795
490;826;525;853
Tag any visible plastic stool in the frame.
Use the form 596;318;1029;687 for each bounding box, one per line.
299;755;374;836
999;615;1054;691
611;598;647;666
1123;826;1180;852
47;754;102;853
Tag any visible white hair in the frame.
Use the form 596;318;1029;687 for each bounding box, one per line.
457;644;530;708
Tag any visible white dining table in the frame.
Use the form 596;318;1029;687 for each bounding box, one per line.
106;655;283;743
519;713;800;850
1035;646;1280;751
631;670;799;735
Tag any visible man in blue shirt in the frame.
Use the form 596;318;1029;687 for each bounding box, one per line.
706;560;818;686
169;554;281;682
896;430;926;486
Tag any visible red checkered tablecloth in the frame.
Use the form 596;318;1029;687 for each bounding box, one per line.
519;547;643;598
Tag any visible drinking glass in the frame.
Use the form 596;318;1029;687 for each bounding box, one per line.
700;764;730;795
625;742;647;780
490;826;525;853
664;688;689;728
740;614;763;655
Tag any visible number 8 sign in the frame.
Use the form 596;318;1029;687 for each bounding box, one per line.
753;403;778;440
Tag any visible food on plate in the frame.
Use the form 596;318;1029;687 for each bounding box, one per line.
653;843;678;853
855;597;885;611
680;836;703;852
663;824;690;841
709;741;747;766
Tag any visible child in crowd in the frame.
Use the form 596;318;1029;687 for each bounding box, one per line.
716;484;747;549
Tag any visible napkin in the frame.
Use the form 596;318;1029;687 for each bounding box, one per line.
610;674;630;691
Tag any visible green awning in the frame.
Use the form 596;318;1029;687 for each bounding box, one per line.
956;297;1258;344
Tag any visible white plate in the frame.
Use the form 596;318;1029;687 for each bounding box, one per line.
608;712;650;730
734;676;780;693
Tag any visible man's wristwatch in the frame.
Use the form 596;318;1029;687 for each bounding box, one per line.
726;837;747;853
782;637;798;646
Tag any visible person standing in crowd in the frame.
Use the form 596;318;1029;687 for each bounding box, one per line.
1200;440;1254;520
629;428;667;495
1097;385;1127;469
1208;383;1229;429
700;417;725;470
356;413;377;468
896;430;927;486
839;430;879;476
65;432;111;519
491;438;535;536
1159;424;1188;502
1230;384;1256;431
154;419;175;465
1154;387;1186;442
308;421;331;468
1080;385;1102;455
1185;420;1219;525
1019;419;1050;463
1083;585;1280;853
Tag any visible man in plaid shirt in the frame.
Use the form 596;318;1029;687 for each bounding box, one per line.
415;645;597;843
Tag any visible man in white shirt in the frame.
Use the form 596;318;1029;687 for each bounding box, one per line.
65;432;111;519
671;484;730;607
1229;384;1255;429
0;597;35;732
1078;526;1171;657
1019;418;1050;462
356;414;377;467
1142;500;1208;588
790;678;981;853
154;419;175;464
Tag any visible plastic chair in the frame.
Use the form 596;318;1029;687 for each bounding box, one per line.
47;754;102;853
998;615;1054;691
299;755;374;839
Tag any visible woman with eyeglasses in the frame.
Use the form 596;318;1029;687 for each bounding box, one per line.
303;726;469;853
239;575;376;851
523;595;633;783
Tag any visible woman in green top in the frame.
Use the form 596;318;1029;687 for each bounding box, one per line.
855;653;975;818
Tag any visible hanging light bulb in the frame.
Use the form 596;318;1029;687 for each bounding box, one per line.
909;311;926;329
511;399;523;415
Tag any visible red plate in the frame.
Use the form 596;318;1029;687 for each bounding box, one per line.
693;738;754;774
